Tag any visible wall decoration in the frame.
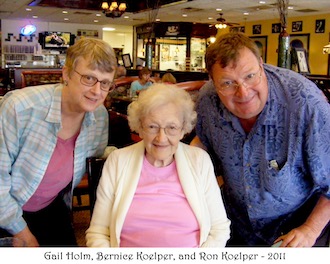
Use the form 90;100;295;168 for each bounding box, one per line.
77;29;99;38
315;19;325;33
292;21;303;32
292;47;310;74
252;24;262;35
230;26;245;33
272;23;281;33
113;48;123;64
122;53;132;68
250;36;268;63
290;33;310;54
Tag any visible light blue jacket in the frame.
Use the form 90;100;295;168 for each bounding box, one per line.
0;84;108;234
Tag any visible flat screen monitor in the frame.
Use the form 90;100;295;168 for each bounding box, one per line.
39;31;71;49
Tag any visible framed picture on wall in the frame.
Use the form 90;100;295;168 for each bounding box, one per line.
252;24;262;34
315;19;325;33
230;26;245;33
292;21;303;32
290;33;310;54
293;47;310;74
122;53;132;68
250;36;268;63
272;23;281;33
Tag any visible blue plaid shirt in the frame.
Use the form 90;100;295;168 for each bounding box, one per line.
0;84;108;234
196;64;330;245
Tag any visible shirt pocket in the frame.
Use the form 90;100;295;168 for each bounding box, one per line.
262;161;291;194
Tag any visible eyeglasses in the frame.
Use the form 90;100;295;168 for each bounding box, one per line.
216;66;262;96
74;70;114;92
143;124;183;136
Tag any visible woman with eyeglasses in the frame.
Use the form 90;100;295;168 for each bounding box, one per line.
0;38;117;246
86;83;230;247
191;32;330;247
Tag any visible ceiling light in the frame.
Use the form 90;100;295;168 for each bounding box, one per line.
102;1;127;18
215;23;227;29
103;27;116;31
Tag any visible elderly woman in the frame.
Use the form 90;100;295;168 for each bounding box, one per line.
86;83;231;247
0;38;117;246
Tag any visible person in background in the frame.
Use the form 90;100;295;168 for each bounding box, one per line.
161;72;177;84
86;83;231;247
115;65;127;79
0;38;117;247
129;67;155;97
106;65;128;106
191;32;330;247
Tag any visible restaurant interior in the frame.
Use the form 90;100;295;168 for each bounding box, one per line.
1;0;330;246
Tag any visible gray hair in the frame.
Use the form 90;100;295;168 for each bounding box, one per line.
127;83;196;135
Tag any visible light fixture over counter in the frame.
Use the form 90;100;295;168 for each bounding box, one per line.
215;23;227;29
101;1;127;18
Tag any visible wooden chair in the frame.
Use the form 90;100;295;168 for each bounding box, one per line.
73;157;106;215
72;174;89;211
86;157;106;215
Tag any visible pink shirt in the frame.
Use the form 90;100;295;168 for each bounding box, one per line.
120;157;200;247
23;133;78;212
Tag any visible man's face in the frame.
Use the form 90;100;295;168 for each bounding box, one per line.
211;47;268;121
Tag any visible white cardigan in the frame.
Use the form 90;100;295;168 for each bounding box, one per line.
86;141;230;247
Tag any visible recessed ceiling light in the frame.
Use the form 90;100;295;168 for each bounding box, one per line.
62;11;68;14
288;6;293;10
64;18;69;21
96;14;101;17
259;1;266;4
26;8;32;11
94;20;99;23
32;15;38;18
103;27;116;31
216;8;222;12
124;16;129;19
182;14;187;17
243;12;249;15
156;18;160;21
208;17;213;20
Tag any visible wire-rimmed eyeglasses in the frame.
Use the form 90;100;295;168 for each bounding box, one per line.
216;66;262;96
142;124;183;136
74;70;114;92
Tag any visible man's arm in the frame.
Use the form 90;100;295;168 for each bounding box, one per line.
190;136;207;150
275;195;330;247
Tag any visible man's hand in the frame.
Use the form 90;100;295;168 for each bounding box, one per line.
274;224;319;247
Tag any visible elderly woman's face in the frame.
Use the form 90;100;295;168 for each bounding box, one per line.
140;102;184;167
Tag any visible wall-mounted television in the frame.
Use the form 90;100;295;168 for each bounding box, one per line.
39;31;74;49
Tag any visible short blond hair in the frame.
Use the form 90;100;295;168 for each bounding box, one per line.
161;73;177;84
65;38;117;75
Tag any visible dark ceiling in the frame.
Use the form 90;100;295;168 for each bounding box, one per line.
29;0;188;13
